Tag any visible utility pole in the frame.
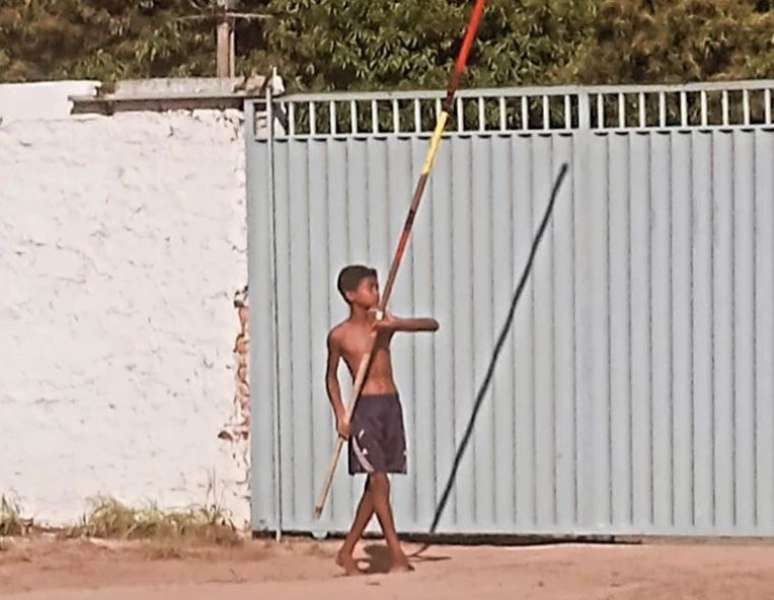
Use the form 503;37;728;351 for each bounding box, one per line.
216;0;236;78
183;0;267;79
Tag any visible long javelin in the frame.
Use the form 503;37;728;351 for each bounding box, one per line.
314;0;488;519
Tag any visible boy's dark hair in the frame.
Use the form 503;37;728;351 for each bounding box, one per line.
337;265;377;303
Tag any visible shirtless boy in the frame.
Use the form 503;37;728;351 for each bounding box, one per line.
325;264;439;575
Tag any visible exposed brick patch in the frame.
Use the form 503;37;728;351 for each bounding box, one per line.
218;286;250;485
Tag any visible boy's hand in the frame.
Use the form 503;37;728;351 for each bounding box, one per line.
371;310;397;332
336;416;351;440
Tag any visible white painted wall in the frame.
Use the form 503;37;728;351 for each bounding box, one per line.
0;91;251;526
0;81;99;123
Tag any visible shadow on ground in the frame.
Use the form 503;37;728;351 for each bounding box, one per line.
360;544;450;574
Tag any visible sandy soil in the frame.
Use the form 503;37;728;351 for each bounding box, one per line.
1;536;773;600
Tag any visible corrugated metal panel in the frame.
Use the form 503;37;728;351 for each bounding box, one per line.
248;90;774;537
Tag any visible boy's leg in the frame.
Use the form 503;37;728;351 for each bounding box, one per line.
336;479;374;575
368;473;411;572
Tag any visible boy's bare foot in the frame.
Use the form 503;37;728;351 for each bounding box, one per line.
389;554;414;574
336;550;361;576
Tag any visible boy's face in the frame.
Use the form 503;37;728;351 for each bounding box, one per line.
347;275;380;309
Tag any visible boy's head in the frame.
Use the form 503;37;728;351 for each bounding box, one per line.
337;265;379;309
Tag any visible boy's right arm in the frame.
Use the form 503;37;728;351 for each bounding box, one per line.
325;330;350;439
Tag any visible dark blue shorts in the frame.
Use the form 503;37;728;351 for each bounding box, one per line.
348;394;407;475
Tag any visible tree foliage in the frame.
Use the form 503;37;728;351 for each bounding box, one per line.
1;0;774;89
0;0;223;81
256;0;595;91
562;0;774;83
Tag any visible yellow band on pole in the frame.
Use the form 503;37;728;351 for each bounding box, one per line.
420;111;450;175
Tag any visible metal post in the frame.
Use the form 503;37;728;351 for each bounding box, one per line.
265;76;283;542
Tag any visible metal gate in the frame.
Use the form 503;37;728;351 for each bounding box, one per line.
247;81;774;537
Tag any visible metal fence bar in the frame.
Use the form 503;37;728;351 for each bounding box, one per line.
622;93;629;128
722;91;730;126
270;80;774;138
543;95;550;130
659;92;666;128
277;79;774;104
521;96;528;131
597;94;604;129
743;90;751;126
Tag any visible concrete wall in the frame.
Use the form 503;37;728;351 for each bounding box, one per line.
0;83;251;526
0;81;99;123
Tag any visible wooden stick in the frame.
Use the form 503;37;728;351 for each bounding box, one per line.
313;0;488;520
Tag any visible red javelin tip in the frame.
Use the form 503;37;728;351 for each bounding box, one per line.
445;0;487;108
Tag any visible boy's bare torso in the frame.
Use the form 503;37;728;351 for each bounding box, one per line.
331;317;397;395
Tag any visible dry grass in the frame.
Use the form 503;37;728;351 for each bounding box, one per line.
0;495;28;538
67;497;242;547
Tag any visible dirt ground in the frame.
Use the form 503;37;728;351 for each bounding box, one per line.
2;536;773;600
